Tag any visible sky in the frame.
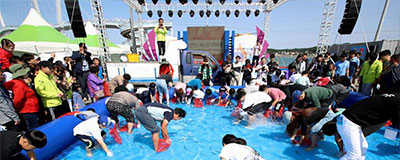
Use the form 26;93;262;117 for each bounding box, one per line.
0;0;399;49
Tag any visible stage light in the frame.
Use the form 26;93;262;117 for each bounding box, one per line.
254;10;260;17
138;0;145;5
234;10;240;17
152;0;158;4
273;0;279;4
165;0;172;5
206;0;212;5
247;0;252;4
190;10;195;17
234;0;239;4
225;10;231;17
147;11;153;17
206;10;211;17
168;10;173;17
179;0;188;5
199;10;204;17
178;10;183;17
219;0;225;4
215;10;220;17
260;0;266;4
157;10;162;17
245;10;251;17
192;0;199;5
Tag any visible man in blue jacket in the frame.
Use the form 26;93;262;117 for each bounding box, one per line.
72;43;92;100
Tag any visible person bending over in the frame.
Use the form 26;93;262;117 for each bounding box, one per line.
73;115;114;157
219;134;264;160
135;103;186;151
0;130;47;160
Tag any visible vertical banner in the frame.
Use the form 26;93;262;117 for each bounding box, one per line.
259;40;269;60
143;41;151;61
351;46;367;60
256;27;264;43
148;30;158;61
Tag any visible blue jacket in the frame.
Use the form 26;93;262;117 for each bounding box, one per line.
72;51;93;76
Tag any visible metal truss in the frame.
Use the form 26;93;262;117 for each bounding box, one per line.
90;0;111;62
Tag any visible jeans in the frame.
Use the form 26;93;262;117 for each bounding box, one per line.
78;71;90;98
21;113;39;130
337;115;368;160
360;83;372;96
156;79;169;103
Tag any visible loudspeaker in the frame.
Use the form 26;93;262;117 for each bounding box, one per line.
338;0;362;35
64;0;86;38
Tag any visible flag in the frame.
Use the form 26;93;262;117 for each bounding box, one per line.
142;41;151;61
256;27;264;43
148;30;158;61
259;40;269;60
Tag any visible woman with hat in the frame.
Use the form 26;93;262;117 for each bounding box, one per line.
159;58;174;77
3;64;40;130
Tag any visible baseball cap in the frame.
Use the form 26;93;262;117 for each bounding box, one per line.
98;115;115;129
292;90;302;104
38;61;54;69
283;111;292;124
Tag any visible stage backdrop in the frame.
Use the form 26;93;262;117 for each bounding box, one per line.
187;26;225;61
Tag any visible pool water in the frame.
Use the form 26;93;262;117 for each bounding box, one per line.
53;104;399;160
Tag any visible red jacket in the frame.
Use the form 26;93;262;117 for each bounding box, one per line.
3;79;39;113
159;64;174;76
0;48;13;70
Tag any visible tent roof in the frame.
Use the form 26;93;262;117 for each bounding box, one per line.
74;22;118;48
3;8;77;44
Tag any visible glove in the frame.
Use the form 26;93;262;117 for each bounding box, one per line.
106;151;113;157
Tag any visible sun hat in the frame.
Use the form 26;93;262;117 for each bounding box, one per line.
292;90;302;103
160;58;169;65
283;111;292;124
9;64;30;79
98;115;115;129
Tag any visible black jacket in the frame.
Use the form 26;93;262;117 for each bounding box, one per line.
72;50;93;76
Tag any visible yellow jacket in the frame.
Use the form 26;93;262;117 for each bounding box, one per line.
34;71;63;108
154;26;167;41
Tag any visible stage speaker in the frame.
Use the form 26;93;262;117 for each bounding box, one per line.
64;0;86;38
338;0;362;35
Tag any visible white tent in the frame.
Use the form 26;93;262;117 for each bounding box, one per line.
3;8;78;54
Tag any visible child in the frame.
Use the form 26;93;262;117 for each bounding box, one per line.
74;108;99;120
217;86;229;107
174;82;187;103
0;130;47;160
73;115;114;157
204;88;218;105
225;88;237;107
279;75;290;86
72;83;85;110
295;71;311;87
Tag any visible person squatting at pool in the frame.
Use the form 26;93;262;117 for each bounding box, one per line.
0;130;47;160
106;85;140;134
73;115;115;157
135;103;186;151
219;134;264;160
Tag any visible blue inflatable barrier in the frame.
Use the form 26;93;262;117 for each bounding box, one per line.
337;91;369;108
22;98;110;160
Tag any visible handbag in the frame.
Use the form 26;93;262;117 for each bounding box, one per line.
88;81;105;99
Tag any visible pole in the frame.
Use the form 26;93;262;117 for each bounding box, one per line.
129;7;137;53
0;10;5;28
56;0;62;25
32;0;41;15
374;0;390;41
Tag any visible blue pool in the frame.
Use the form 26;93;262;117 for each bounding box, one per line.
53;104;399;160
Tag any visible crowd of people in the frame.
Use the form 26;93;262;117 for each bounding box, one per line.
1;31;399;159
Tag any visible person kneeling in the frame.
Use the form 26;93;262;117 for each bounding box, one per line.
73;115;115;157
135;103;186;151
